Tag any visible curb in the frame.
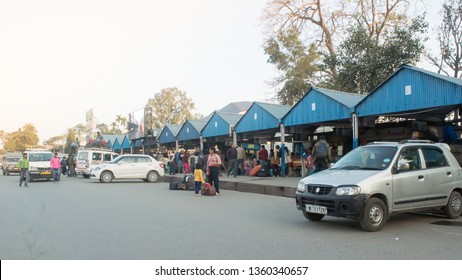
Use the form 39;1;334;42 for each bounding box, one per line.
163;176;296;198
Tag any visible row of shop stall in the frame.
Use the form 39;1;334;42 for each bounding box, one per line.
102;65;462;175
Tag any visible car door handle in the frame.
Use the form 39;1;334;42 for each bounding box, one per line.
447;172;452;176
418;175;424;180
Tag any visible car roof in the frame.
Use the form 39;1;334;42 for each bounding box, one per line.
365;140;450;151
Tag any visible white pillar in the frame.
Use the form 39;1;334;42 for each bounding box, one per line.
352;113;359;148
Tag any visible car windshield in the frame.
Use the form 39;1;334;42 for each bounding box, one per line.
6;157;21;162
331;146;397;170
29;153;53;162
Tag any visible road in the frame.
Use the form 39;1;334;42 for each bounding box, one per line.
0;173;462;260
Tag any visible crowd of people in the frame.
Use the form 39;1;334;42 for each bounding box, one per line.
166;137;336;195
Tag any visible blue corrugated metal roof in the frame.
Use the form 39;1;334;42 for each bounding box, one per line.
234;101;291;133
202;111;242;138
117;135;130;149
158;124;181;144
255;101;291;119
216;111;242;125
283;87;364;126
316;88;365;108
134;139;143;147
356;65;462;117
177;119;207;141
112;138;121;150
102;134;118;149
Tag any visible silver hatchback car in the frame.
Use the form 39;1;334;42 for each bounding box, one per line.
296;140;462;231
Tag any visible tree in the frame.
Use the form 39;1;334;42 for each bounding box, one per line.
64;129;76;154
335;16;427;93
2;124;39;151
264;26;322;105
431;0;462;78
44;135;66;151
115;114;127;132
146;87;196;128
262;0;420;97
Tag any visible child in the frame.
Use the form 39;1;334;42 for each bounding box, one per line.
193;162;205;196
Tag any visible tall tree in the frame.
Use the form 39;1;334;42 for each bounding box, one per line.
431;0;462;78
2;124;39;151
264;26;322;105
146;87;196;128
262;0;420;99
335;16;427;93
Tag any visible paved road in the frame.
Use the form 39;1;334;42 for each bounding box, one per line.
1;174;462;260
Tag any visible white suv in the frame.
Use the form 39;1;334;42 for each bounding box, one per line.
90;154;165;183
76;148;119;178
25;149;54;181
296;140;462;231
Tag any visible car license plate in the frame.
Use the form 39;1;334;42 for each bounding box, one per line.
306;204;327;214
40;171;51;175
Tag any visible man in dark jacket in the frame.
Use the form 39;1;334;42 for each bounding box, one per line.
226;144;238;177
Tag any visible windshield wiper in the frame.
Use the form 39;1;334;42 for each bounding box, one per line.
359;167;383;170
339;165;362;170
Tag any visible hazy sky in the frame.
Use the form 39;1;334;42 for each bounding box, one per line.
0;0;446;143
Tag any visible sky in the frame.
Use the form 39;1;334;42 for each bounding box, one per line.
0;0;447;143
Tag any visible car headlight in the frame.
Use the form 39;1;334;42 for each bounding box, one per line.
29;166;38;171
297;181;306;192
335;185;361;195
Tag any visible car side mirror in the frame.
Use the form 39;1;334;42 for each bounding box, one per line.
398;162;410;171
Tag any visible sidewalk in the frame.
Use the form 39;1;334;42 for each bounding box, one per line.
164;174;300;198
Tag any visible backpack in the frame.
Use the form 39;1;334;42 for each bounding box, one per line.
315;142;328;159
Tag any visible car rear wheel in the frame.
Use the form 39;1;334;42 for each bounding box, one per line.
146;171;159;182
444;191;462;219
302;210;324;221
100;171;113;183
360;198;387;232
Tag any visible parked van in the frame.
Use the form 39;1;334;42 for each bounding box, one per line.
75;148;119;178
25;149;54;181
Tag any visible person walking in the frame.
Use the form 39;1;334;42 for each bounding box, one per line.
226;144;238;177
50;152;61;183
236;144;245;175
68;153;76;177
16;152;29;187
207;147;222;195
312;135;331;173
183;150;190;174
193;162;205;197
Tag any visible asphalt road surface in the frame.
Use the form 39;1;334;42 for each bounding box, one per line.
1;173;462;260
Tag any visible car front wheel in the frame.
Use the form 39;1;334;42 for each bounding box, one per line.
146;171;159;182
360;198;387;232
444;191;462;219
100;171;113;183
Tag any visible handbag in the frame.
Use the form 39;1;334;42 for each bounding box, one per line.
201;183;216;196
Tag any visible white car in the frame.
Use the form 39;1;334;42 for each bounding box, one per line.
90;154;165;183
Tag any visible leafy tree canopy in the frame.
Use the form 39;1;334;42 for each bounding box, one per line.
146;87;196;128
335;16;428;93
264;26;322;105
1;124;39;151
